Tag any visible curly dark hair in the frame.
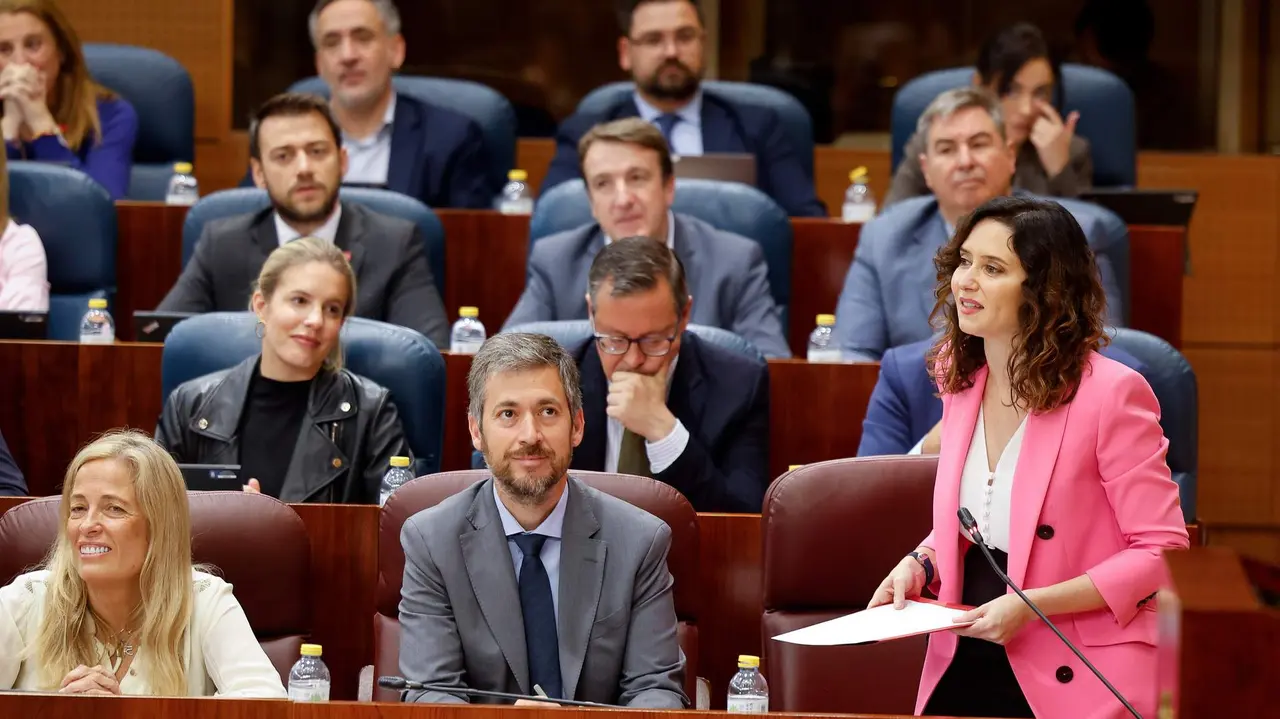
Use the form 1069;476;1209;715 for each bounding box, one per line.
926;196;1110;412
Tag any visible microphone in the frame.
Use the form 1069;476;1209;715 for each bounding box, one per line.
956;508;1142;719
376;676;608;707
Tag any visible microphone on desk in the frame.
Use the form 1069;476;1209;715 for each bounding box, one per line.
957;508;1142;719
376;676;607;707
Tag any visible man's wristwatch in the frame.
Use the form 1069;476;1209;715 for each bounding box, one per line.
908;551;934;588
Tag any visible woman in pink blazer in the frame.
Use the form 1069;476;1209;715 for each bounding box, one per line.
868;196;1188;719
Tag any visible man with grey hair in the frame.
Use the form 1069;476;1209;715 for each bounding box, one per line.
239;0;497;207
397;332;688;708
832;86;1125;360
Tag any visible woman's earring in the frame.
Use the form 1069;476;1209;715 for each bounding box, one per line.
255;319;265;339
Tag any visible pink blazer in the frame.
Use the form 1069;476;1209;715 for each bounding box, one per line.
916;353;1189;719
0;219;48;311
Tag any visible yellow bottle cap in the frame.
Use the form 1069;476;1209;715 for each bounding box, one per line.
88;298;108;309
737;655;760;668
508;169;528;181
788;464;803;471
390;456;410;468
849;166;868;182
300;644;323;657
460;306;479;318
816;314;835;326
174;162;194;174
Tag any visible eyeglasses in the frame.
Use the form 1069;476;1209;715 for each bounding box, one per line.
593;333;676;357
629;28;703;51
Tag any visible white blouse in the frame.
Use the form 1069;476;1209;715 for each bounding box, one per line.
957;406;1028;553
0;569;287;698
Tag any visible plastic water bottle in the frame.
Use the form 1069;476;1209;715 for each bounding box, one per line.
165;162;200;206
498;169;534;214
841;166;875;223
287;644;331;702
807;314;842;363
727;654;769;713
78;298;115;344
450;306;485;354
379;456;414;507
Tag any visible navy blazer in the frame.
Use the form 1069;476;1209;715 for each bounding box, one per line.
540;88;826;218
570;332;770;513
0;428;27;496
833;194;1126;361
240;93;498;210
857;337;1146;456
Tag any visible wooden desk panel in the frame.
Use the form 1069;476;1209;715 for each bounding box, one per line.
435;210;530;328
115;203;188;342
789;220;859;355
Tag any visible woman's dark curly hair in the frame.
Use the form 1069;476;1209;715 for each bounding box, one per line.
926;196;1109;412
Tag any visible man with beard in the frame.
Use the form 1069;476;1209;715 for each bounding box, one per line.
396;332;688;708
159;92;449;347
832;87;1125;361
539;0;825;217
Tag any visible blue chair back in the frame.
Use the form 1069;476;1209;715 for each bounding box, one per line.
1106;328;1198;521
505;320;765;364
181;188;445;292
890;64;1136;187
529;179;791;317
161;313;446;474
83;43;195;201
288;75;516;192
577;80;815;179
9;162;116;339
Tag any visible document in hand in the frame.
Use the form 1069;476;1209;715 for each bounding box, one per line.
771;599;974;646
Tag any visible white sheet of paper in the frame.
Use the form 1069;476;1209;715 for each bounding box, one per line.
771;600;973;646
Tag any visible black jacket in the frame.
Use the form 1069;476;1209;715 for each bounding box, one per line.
157;201;450;348
155;357;410;504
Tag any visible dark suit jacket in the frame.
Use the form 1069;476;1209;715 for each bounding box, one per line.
503;213;790;358
570;333;770;513
857;337;1147;456
157;201;450;348
540;88;826;218
0;429;26;496
239;93;499;210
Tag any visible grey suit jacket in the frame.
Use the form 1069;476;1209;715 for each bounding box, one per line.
502;213;791;358
398;476;688;708
884;130;1093;209
156;202;450;348
833;194;1125;361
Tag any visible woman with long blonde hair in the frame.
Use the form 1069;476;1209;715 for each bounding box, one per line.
0;430;285;696
0;0;137;199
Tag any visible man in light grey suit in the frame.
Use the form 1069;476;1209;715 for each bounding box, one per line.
833;87;1124;361
397;332;688;708
503;117;791;358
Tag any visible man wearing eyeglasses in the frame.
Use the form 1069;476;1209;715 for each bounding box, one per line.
537;0;825;218
567;236;770;514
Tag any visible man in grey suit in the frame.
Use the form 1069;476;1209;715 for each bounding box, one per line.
397;332;688;707
833;87;1124;361
503;117;791;358
158;92;450;348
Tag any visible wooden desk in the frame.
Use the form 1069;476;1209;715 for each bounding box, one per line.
113;206;1185;354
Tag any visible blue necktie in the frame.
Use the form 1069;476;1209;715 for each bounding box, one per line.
512;533;562;699
655;113;680;147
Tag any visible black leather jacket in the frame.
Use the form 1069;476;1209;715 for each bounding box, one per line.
155;357;410;504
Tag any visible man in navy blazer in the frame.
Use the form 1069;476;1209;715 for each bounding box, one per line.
568;237;770;513
0;429;26;496
539;0;825;218
858;337;1146;456
240;0;498;208
833;87;1125;361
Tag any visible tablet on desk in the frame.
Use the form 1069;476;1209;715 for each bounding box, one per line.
133;311;194;344
179;464;241;491
672;153;757;186
1078;188;1199;227
0;311;47;339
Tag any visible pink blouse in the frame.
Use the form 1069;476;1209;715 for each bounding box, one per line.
0;219;48;311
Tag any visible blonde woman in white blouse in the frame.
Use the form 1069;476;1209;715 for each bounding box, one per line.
0;430;286;697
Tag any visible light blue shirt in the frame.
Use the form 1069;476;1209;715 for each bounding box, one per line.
633;88;704;156
493;481;569;627
342;94;396;186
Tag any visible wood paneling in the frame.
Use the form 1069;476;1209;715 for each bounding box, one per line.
516;138;556;195
116;203;189;340
699;513;764;707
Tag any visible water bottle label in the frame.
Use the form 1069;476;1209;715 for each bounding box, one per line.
288;682;330;702
807;348;844;364
451;340;484;355
727;696;769;713
842;204;875;223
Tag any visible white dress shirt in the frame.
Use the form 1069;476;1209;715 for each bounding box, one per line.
633;89;704;157
0;570;287;697
957;407;1028;553
274;204;342;247
603;357;689;475
494;482;569;627
342;93;396;186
